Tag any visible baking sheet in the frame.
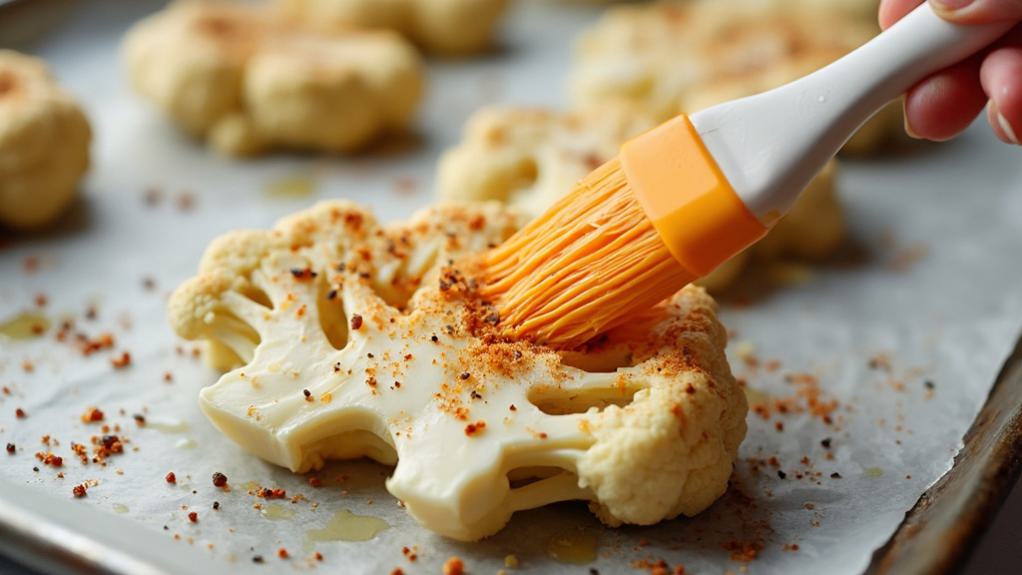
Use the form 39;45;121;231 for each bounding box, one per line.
2;1;1022;573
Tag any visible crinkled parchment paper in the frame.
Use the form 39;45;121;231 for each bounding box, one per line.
1;1;1021;573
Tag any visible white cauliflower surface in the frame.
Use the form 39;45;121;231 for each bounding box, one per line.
168;200;746;541
439;106;844;293
570;0;902;156
123;1;423;156
0;50;91;230
277;0;509;55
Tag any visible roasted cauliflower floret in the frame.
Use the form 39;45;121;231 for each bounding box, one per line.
439;106;843;293
168;200;746;541
123;1;423;156
276;0;508;55
0;50;91;230
570;0;902;155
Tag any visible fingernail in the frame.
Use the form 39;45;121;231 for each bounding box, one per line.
996;110;1020;145
903;108;921;140
930;0;974;14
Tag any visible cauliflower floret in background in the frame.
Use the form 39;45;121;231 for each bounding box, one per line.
0;50;90;230
169;201;746;541
276;0;508;56
123;1;423;156
438;106;843;293
570;0;903;156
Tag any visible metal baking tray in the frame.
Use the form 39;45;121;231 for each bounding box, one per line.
2;0;1021;573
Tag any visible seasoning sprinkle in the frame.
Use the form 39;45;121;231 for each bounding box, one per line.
350;314;364;330
442;556;465;575
212;472;228;488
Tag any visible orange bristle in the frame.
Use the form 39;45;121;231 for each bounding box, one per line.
481;158;689;348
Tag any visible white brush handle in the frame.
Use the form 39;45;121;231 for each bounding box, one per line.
690;2;1013;224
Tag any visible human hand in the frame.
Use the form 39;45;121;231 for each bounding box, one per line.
880;0;1022;144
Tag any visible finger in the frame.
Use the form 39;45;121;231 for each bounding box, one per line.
930;0;1022;23
904;54;988;140
880;0;925;29
980;29;1022;143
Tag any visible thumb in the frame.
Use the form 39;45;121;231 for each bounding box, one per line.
930;0;1022;23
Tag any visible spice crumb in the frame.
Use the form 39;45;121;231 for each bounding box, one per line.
442;556;465;575
72;483;88;498
165;472;177;484
5;443;14;454
212;472;228;488
81;407;105;423
188;511;198;523
110;352;132;369
277;548;289;559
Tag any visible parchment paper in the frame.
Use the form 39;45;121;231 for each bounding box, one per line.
2;1;1021;573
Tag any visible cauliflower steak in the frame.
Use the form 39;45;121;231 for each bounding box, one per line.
570;0;902;155
169;201;747;541
123;1;423;156
0;50;91;230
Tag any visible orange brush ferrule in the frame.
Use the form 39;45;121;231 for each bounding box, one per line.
620;115;767;278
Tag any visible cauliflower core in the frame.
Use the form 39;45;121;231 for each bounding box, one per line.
276;0;508;55
438;106;843;293
168;201;747;541
0;50;90;230
123;1;423;156
569;0;902;156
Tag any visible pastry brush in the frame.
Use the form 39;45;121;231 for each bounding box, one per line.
482;2;1012;348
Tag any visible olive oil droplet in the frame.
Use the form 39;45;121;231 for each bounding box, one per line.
0;312;50;340
547;530;598;564
305;509;389;543
261;504;296;521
